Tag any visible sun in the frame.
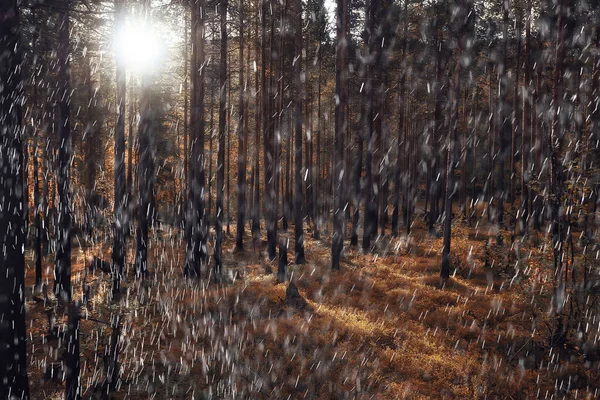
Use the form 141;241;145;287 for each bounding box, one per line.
116;20;162;73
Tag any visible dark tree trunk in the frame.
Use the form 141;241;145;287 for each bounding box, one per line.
533;45;544;231
185;0;208;277
487;62;494;222
0;1;30;395
511;20;521;211
65;304;80;400
392;6;408;236
294;0;306;264
361;0;377;252
441;0;470;279
55;3;72;301
32;12;42;290
521;0;532;232
127;75;134;213
215;0;228;281
549;0;567;347
112;0;127;297
495;2;510;235
235;0;246;252
252;12;261;238
136;79;152;278
226;51;232;236
262;0;277;260
183;14;189;223
314;49;322;239
429;29;444;236
332;0;348;269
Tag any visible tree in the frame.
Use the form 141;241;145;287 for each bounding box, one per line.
361;0;377;252
441;0;471;280
495;0;509;236
112;0;127;297
294;0;306;264
392;0;408;237
215;0;228;281
332;0;348;269
549;0;567;346
235;0;247;252
521;0;532;232
55;0;73;301
0;0;31;396
185;0;208;277
262;0;277;260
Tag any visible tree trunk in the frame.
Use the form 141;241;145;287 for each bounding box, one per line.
252;12;261;238
332;0;348;269
112;0;127;297
65;304;80;400
235;0;246;252
549;0;567;347
521;0;532;232
183;13;189;223
495;2;510;236
55;3;72;301
294;0;306;264
0;1;30;395
361;0;377;252
262;0;277;260
185;0;208;277
215;0;228;281
441;0;470;279
428;28;444;236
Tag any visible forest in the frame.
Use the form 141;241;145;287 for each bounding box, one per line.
2;0;600;398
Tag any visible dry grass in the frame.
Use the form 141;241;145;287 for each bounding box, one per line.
23;220;600;399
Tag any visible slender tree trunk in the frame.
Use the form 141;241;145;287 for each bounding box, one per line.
112;0;127;296
511;20;521;211
136;76;152;278
235;0;246;251
521;0;532;232
533;45;544;231
208;84;214;219
294;0;306;264
55;3;72;301
495;2;509;236
392;10;407;236
460;88;468;217
127;75;134;213
252;12;261;238
0;1;30;395
65;304;80;400
314;49;322;239
429;30;444;235
32;12;43;290
215;0;228;281
549;0;567;346
263;0;277;259
183;13;189;223
441;0;470;279
361;0;377;252
487;62;494;222
332;0;348;269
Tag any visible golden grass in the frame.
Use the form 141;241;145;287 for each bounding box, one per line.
23;220;600;399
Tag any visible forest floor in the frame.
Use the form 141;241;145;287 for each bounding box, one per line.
22;212;600;399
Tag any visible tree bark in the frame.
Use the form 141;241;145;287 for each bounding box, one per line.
0;1;31;395
293;0;306;264
112;0;127;297
235;0;246;252
215;0;228;281
55;2;72;301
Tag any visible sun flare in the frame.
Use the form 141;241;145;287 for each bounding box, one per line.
116;21;161;73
